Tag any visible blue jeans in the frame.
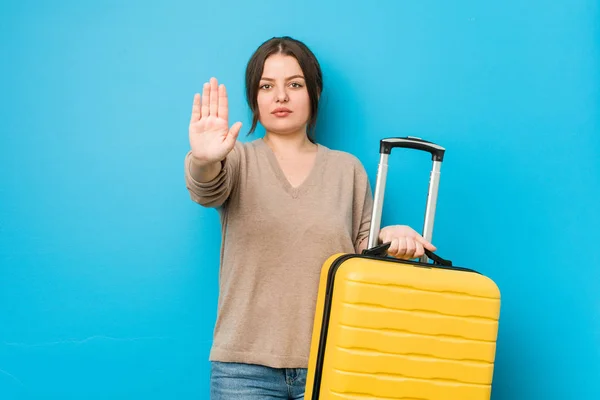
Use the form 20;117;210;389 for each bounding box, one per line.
210;361;308;400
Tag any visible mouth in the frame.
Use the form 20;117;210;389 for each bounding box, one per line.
271;108;292;117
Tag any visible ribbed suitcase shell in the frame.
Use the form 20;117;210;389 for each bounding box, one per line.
305;253;501;400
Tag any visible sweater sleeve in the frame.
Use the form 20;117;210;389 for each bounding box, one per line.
184;142;242;208
352;159;374;252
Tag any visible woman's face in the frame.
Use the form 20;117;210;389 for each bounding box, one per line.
257;53;311;136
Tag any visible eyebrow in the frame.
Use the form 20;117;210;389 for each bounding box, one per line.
260;75;305;81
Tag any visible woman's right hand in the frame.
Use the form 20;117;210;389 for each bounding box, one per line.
189;77;242;166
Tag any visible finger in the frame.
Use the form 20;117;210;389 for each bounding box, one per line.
415;241;425;259
396;237;407;258
201;82;210;118
225;122;242;147
209;77;218;116
415;235;437;252
404;237;417;260
388;238;399;257
218;84;228;121
405;238;416;259
190;93;201;123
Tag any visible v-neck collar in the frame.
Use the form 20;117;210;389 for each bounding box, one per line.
257;138;327;199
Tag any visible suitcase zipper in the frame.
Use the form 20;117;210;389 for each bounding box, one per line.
311;253;480;399
311;253;357;400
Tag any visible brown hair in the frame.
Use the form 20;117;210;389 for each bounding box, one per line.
245;36;323;143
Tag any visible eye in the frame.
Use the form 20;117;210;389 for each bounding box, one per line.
290;82;303;88
259;84;272;90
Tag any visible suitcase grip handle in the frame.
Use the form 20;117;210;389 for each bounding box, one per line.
362;242;452;266
380;137;445;161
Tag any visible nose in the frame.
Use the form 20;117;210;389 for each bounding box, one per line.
275;86;289;103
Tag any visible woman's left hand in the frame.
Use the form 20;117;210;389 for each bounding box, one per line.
379;225;437;259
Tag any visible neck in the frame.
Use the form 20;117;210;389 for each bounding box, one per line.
263;129;315;154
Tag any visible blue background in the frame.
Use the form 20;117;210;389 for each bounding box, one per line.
1;0;598;398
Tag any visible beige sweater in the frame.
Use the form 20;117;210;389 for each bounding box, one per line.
184;138;373;368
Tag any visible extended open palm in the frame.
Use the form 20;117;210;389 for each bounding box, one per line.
189;77;242;166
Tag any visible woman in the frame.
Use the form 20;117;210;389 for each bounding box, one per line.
184;36;436;399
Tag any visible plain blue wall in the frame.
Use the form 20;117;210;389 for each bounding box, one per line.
1;0;598;398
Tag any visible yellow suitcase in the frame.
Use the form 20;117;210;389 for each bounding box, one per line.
305;138;501;400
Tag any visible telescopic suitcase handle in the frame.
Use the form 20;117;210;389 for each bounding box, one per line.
366;136;446;264
379;137;446;161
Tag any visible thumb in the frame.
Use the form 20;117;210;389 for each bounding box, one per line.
225;122;242;147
